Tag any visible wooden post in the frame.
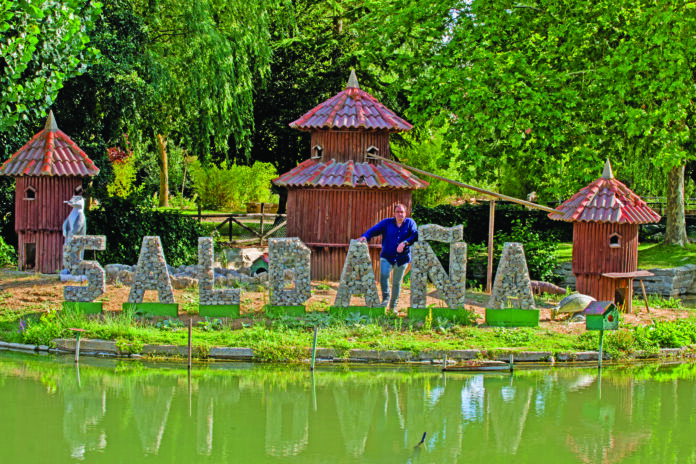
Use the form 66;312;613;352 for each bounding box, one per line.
198;203;202;223
156;134;169;208
486;200;496;294
75;332;82;363
188;319;192;370
260;203;265;235
639;280;651;314
229;214;233;241
598;330;604;369
310;326;318;371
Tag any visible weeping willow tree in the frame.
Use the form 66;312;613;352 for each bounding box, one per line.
135;0;294;162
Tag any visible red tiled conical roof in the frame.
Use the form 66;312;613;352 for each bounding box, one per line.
0;111;100;177
273;159;428;189
549;160;660;224
290;71;413;132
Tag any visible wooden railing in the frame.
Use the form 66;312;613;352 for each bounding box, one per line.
196;204;286;244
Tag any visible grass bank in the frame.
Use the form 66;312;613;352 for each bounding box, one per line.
2;302;695;362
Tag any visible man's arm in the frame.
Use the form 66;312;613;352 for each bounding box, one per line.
358;219;387;242
401;219;418;246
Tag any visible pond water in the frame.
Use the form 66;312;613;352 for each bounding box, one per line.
2;352;696;464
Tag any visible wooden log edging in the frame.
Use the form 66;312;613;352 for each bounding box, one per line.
0;340;693;365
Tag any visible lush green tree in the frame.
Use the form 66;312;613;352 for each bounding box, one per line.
0;0;101;132
131;0;294;162
355;0;696;244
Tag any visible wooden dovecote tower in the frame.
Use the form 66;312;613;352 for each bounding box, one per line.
0;112;100;273
274;72;428;279
549;160;660;310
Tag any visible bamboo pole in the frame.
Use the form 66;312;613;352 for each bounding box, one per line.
366;153;562;215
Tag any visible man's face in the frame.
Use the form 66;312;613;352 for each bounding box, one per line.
394;207;406;221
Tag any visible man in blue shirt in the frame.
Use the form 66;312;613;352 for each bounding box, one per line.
358;203;418;314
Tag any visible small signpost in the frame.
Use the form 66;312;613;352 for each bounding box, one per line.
584;301;620;368
68;328;88;363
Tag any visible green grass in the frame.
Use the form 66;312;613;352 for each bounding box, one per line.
637;242;696;269
554;241;696;269
4;297;694;362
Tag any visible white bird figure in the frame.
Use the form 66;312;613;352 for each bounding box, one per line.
62;195;86;243
552;293;596;320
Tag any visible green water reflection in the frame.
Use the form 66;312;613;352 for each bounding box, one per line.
1;352;696;463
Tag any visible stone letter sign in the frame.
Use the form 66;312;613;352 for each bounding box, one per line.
489;242;535;309
269;238;311;306
410;224;467;309
63;235;106;302
128;236;175;304
334;240;380;307
198;237;240;305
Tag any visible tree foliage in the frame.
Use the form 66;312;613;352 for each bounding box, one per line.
356;1;696;201
134;0;294;161
0;0;101;132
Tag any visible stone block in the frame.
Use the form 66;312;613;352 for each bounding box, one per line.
209;347;254;360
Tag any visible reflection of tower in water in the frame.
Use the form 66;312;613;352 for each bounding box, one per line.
565;375;650;464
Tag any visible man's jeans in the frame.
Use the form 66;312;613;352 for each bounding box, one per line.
380;258;408;309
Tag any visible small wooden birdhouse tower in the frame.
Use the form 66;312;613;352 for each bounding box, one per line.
0;112;100;273
549;160;660;311
274;72;428;279
584;301;620;331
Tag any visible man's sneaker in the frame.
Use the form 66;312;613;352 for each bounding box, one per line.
390;307;399;316
380;299;389;307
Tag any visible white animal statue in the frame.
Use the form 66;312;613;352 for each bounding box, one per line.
62;195;86;243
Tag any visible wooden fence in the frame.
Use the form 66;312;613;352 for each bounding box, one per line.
196;204;286;245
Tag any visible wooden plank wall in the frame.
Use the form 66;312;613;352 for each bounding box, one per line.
311;130;391;163
286;187;412;280
14;176;82;273
18;230;64;273
15;176;81;231
572;222;639;301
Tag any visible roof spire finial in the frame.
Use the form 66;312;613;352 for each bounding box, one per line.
346;70;360;89
44;110;58;132
602;158;614;179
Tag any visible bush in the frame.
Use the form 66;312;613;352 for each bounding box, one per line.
411;202;573;244
87;196;207;266
496;219;559;283
412;203;561;283
0;235;16;266
190;160;278;210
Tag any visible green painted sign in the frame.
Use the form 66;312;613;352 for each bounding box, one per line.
485;308;540;327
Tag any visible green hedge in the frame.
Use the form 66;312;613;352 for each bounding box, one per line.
412;202;565;283
87;196;207;266
411;202;573;244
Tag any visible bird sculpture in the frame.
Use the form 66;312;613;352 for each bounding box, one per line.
552;293;596;321
62;195;86;243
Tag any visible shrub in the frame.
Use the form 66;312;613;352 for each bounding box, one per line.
496;219;559;283
190;160;278;210
0;235;16;266
87;196;207;265
106;138;137;198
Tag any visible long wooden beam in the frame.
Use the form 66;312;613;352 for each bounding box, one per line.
366;153;562;215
